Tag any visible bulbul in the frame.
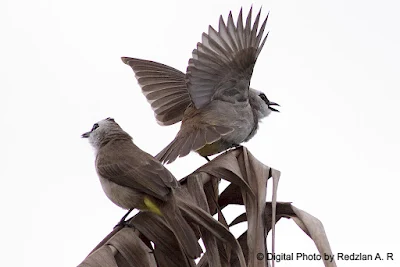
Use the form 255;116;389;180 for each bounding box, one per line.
81;118;202;259
122;7;279;164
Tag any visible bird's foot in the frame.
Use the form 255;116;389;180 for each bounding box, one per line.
114;208;134;229
222;144;242;155
203;156;211;162
232;144;242;149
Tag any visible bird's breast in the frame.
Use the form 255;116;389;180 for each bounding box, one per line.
99;176;145;210
184;101;256;155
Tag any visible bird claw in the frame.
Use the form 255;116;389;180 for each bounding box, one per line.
203;156;211;162
114;208;134;229
223;144;242;155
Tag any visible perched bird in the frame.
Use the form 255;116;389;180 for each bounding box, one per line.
81;118;202;259
82;118;248;266
122;7;279;164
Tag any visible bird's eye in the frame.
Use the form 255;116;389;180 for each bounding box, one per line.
91;123;99;131
259;93;268;103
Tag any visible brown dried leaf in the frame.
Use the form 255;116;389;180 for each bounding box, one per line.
108;228;156;267
129;212;195;267
79;227;155;267
290;206;337;267
78;245;118;267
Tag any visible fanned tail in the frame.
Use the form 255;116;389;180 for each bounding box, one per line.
156;125;233;164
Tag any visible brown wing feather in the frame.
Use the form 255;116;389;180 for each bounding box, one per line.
122;57;191;126
186;7;269;109
97;140;178;201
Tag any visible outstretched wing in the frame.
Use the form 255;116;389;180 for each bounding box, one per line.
121;57;191;126
186;7;269;109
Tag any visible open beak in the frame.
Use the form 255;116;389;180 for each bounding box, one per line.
81;131;91;138
268;102;280;112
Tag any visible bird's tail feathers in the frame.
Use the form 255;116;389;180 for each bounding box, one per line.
160;195;203;259
156;125;233;164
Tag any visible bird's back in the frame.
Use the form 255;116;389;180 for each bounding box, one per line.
96;139;178;201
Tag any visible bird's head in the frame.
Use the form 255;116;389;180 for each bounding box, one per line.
81;117;131;150
249;88;280;119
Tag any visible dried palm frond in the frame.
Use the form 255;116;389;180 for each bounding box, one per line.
79;147;336;267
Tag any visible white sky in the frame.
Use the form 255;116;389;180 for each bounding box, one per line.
1;0;399;266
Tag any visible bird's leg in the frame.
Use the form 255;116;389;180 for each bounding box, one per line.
222;144;243;155
203;156;211;162
114;208;134;228
232;144;242;149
